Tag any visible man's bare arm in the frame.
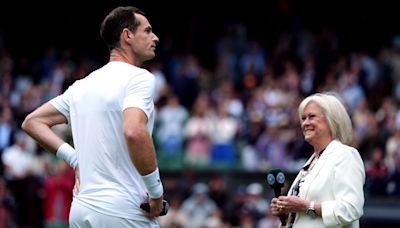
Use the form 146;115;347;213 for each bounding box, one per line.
123;107;163;217
21;102;68;154
123;107;157;175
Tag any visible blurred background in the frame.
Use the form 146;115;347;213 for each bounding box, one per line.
1;0;400;227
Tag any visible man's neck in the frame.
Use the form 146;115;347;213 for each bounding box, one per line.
109;48;140;66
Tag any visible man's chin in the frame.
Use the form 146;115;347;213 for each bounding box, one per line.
144;53;156;61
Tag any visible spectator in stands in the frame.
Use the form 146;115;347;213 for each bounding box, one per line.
386;125;400;173
208;175;229;217
241;183;269;223
184;93;214;166
2;131;41;227
210;99;238;166
156;94;188;155
0;177;16;228
257;206;280;228
43;160;74;228
0;104;15;169
387;147;400;196
270;92;365;228
365;147;389;196
179;182;218;228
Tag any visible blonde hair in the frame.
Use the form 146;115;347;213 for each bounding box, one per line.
298;92;353;145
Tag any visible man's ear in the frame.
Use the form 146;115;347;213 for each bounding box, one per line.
122;28;133;41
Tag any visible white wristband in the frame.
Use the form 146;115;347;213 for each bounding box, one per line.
56;143;78;169
142;168;164;199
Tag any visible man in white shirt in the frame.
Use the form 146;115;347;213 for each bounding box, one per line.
21;6;164;227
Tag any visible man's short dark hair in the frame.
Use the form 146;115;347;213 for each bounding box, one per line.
100;6;145;51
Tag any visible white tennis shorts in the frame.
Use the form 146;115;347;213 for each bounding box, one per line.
69;201;159;228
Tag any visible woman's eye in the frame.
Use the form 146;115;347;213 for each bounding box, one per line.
302;114;316;121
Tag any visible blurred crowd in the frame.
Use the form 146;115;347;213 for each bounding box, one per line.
1;20;400;227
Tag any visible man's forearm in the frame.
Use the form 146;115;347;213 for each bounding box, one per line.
22;118;65;154
125;126;163;198
125;126;158;175
21;102;68;154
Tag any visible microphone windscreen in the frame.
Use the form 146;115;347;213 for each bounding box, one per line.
266;168;287;226
266;168;285;188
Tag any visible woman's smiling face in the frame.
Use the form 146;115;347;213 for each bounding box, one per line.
301;102;332;146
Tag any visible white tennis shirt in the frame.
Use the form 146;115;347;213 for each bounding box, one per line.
50;61;156;221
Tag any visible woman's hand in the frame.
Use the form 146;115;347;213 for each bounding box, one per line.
274;196;308;214
270;197;286;215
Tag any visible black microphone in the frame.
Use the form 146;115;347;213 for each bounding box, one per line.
140;199;169;216
266;168;287;226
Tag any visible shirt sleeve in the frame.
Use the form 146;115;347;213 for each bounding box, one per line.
122;71;156;120
321;147;365;227
49;85;73;123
